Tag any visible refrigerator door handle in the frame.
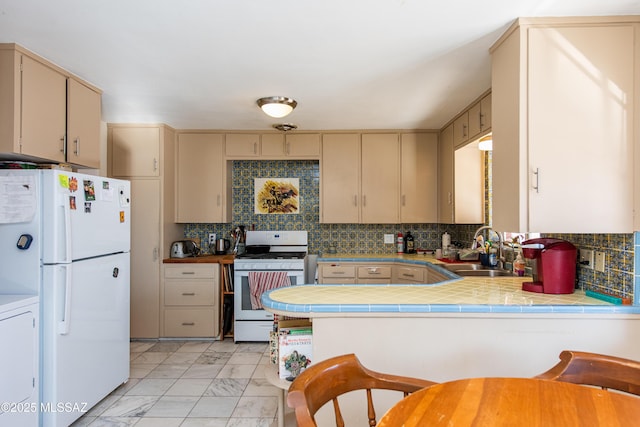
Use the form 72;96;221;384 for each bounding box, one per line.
58;265;72;335
61;193;72;263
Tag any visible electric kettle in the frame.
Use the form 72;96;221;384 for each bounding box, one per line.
215;238;231;254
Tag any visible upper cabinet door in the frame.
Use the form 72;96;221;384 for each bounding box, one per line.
361;134;399;224
285;134;321;158
260;133;285;157
67;78;101;168
225;133;260;157
401;133;438;223
453;112;469;148
176;133;227;223
321;134;360;223
20;55;66;162
438;125;454;224
468;93;492;140
109;126;161;177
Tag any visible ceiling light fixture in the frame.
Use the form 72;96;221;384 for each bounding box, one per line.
273;123;297;132
478;134;493;151
257;96;297;118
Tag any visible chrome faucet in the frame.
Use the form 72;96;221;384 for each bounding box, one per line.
472;226;504;267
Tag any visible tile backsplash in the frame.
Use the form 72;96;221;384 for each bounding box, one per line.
184;159;637;303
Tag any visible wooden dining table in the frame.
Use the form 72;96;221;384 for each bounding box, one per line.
377;377;640;426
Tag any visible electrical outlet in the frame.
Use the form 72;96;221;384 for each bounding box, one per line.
579;249;594;269
594;251;605;272
384;234;394;244
208;233;217;245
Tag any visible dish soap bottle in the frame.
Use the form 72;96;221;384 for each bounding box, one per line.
513;252;525;276
397;232;404;254
404;231;415;254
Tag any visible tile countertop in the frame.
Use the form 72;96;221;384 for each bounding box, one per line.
261;255;640;315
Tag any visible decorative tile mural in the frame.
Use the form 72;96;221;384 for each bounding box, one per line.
184;159;636;302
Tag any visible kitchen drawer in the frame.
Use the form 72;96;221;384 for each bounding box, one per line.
393;266;425;283
164;264;217;279
357;265;392;279
164;282;215;306
164;308;216;337
320;265;356;279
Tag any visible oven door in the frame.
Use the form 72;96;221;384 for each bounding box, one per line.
234;268;304;321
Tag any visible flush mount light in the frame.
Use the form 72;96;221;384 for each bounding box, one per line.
257;96;297;118
478;134;493;151
273;123;297;132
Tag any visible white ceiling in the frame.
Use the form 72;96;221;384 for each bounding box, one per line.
1;0;639;131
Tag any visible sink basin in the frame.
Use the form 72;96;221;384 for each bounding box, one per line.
440;263;514;277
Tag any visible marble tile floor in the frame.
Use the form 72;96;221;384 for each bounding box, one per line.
71;340;295;427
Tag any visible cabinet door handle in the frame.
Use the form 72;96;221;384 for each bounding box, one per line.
480;113;485;129
354;195;358;207
153;158;158;172
153;247;158;261
286;142;290;155
181;271;196;275
60;136;66;155
367;268;380;274
363;195;366;207
463;124;468;138
448;191;452;205
532;168;540;193
182;322;195;326
217;194;221;207
253;142;257;154
74;137;80;156
402;195;406;206
181;292;196;296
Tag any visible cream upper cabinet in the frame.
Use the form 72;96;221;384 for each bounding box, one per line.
225;133;260;157
176;133;230;223
260;133;285;157
0;48;66;162
67;78;101;168
491;18;636;233
361;134;400;223
321;134;360;223
438;124;454;223
400;133;438;223
467;93;492;141
454;142;484;224
109;126;161;177
0;44;101;168
284;134;320;158
453;112;469;148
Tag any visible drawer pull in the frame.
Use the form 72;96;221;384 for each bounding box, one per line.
181;271;196;275
333;271;345;275
182;292;196;296
402;273;415;278
182;322;195;326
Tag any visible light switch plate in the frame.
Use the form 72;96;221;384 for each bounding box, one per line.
594;251;605;272
384;234;394;244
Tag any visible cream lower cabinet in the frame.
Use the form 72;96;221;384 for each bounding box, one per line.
321;133;399;223
176;132;231;223
392;265;425;284
108;124;182;339
162;264;220;338
491;18;636;233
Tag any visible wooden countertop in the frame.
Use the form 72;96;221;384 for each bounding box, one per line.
163;254;235;263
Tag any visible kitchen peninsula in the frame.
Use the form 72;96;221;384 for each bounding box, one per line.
263;256;640;381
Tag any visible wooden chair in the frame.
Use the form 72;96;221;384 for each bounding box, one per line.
286;353;436;427
536;350;640;396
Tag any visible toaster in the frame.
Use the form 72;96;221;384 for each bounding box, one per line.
171;240;200;258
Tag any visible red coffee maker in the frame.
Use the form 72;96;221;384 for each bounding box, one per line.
521;238;577;294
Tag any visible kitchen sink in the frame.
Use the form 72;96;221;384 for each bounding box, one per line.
440;263;514;277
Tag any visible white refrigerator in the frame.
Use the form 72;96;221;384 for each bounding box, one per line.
0;169;131;427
